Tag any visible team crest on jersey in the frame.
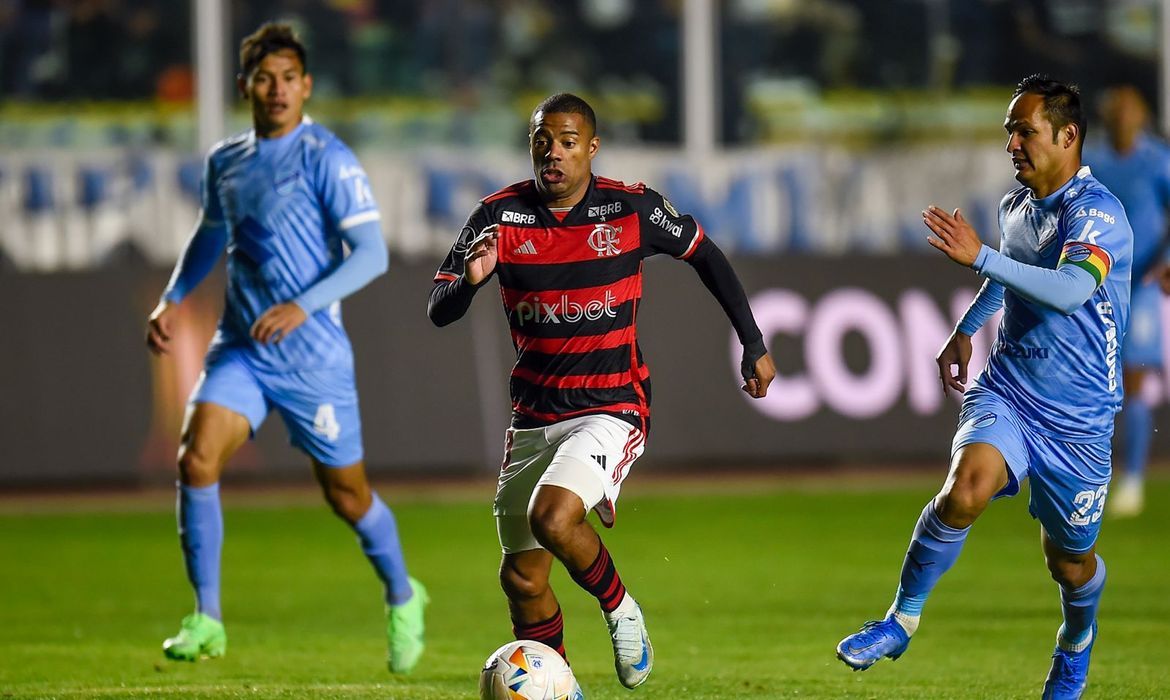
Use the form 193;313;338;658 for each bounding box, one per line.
588;224;622;257
274;170;301;195
662;197;679;218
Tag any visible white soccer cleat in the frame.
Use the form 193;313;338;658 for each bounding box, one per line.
1108;478;1143;518
604;599;653;689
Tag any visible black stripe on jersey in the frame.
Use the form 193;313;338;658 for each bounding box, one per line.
507;300;637;339
514;346;641;377
510;382;644;412
498;252;642;293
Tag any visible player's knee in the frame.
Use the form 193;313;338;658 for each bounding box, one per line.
527;502;578;551
322;483;370;525
935;480;991;528
500;561;548;601
1045;552;1093;588
177;444;219;486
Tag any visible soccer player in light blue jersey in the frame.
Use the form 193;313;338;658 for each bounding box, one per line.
1085;84;1170;517
836;76;1132;700
144;22;426;673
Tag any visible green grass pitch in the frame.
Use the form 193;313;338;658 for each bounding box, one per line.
1;474;1166;699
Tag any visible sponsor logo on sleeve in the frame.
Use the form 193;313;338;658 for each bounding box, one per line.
649;207;683;237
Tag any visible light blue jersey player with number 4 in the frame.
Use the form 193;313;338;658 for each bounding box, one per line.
144;22;426;673
835;76;1131;700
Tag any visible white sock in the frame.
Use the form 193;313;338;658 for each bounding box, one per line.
889;608;920;636
606;592;637;620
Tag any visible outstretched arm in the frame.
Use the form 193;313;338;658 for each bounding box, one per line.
924;206;1097;314
147;213;227;355
685;237;776;398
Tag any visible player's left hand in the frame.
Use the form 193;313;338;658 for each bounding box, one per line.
923;206;983;267
251;302;308;344
741;352;776;399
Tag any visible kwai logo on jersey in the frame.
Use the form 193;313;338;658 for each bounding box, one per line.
588;224;622;257
514;290;619;325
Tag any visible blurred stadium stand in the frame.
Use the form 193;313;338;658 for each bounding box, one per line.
0;0;1167;483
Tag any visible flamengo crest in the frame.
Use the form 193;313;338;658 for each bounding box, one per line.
588;224;622;257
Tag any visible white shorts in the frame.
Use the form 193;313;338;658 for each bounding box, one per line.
494;414;646;554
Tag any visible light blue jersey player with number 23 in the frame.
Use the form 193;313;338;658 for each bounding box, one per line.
835;75;1132;700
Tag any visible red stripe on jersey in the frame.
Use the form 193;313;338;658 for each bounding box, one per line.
434;272;459;282
497;212;641;266
511;326;636;355
512;402;647;423
501;276;641;316
512;363;649;390
483;180;534;204
595;176;644;194
678;223;705;260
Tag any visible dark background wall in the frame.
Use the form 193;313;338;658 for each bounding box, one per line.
2;257;1164;485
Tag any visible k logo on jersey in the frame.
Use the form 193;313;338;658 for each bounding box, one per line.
588;224;622;257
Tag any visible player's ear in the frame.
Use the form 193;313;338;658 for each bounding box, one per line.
1063;123;1079;150
237;74;248;99
588;136;600;160
303;73;312;100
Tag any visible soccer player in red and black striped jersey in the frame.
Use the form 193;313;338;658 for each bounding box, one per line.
428;93;775;689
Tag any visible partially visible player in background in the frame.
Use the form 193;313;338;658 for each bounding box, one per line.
836;76;1132;700
429;93;775;690
144;22;426;673
1084;84;1170;518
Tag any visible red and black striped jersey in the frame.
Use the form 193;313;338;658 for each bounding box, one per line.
434;176;706;429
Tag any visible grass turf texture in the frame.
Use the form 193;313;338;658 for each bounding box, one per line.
1;475;1166;699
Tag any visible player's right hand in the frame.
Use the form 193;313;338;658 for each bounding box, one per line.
465;224;499;286
146;300;178;356
935;330;973;396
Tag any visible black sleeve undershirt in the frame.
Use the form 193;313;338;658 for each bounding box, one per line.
684;237;767;376
427;275;481;327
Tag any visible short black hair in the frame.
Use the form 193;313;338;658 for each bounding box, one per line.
1013;74;1085;145
239;22;307;77
530;93;597;134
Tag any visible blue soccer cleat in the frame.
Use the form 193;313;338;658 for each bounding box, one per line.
836;615;911;671
1042;623;1097;700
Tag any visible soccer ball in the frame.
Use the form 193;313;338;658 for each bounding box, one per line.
479;640;584;700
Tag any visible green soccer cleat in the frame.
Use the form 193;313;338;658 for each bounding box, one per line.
162;612;226;661
387;577;429;673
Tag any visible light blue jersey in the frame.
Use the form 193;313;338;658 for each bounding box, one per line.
1085;134;1170;280
169;117;381;372
975;167;1133;442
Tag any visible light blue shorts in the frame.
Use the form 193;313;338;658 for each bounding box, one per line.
1123;280;1163;370
952;387;1111;553
190;349;363;467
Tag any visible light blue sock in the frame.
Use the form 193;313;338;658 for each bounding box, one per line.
354;493;412;606
177;482;223;621
892;501;971;622
1059;555;1106;651
1122;398;1152;480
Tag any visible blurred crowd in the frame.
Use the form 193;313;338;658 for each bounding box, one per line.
0;0;1161;145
